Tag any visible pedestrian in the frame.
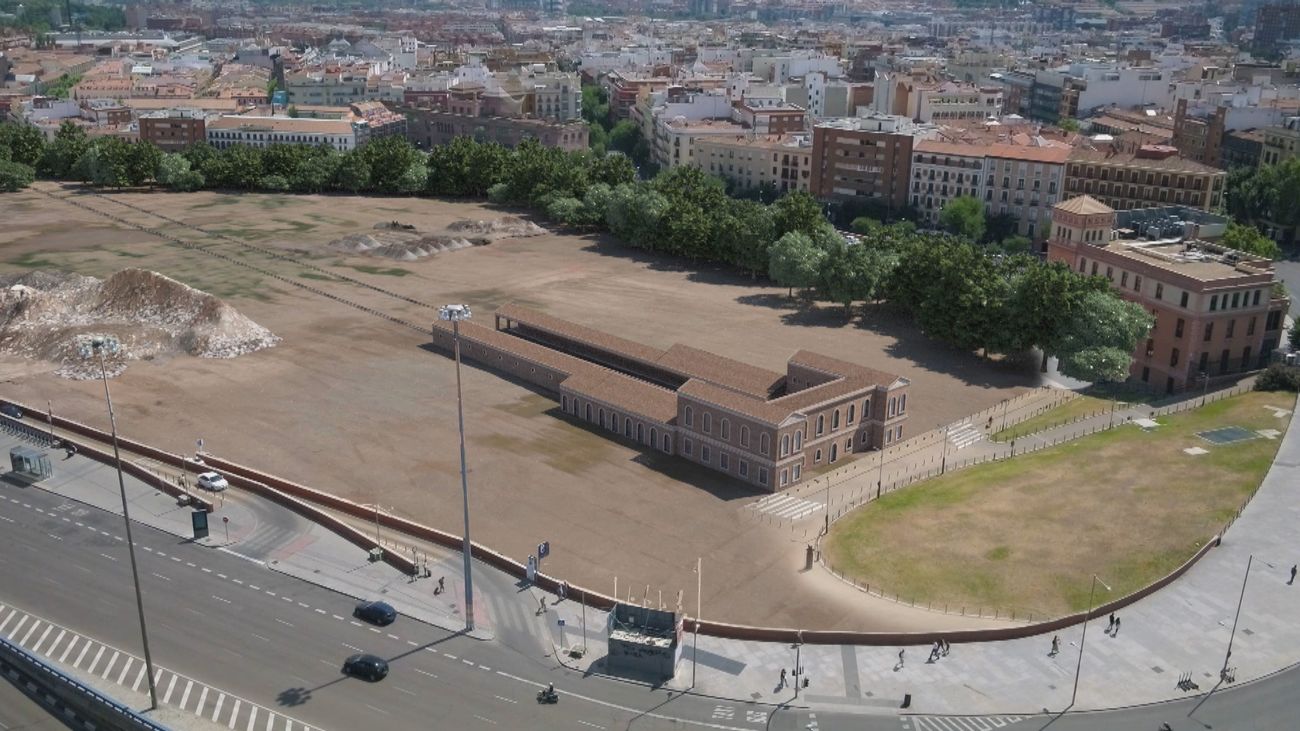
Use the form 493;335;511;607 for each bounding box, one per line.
898;649;905;668
436;576;445;595
779;668;786;688
1050;635;1060;657
928;642;940;662
1107;612;1115;632
1114;616;1121;636
1290;565;1296;585
942;639;950;656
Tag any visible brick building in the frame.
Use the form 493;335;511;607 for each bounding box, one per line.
400;106;589;151
810;113;935;209
138;109;206;151
1047;196;1288;393
428;305;911;490
695;134;813;194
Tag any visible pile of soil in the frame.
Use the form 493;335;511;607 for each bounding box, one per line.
0;269;280;379
326;216;547;262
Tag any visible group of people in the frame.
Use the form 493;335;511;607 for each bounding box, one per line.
927;640;951;663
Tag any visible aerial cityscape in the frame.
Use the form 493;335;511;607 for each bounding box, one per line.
1;0;1300;729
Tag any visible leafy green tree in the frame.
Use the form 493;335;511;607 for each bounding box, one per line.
716;198;776;278
220;145;265;190
333;150;371;193
984;211;1018;244
938;195;986;241
395;160;427;195
581;84;610;127
997;235;1033;255
545;196;586;226
771;190;826;238
1008;260;1109;370
1221;222;1282;260
259;175;289;191
1226;159;1300;231
768;231;827;297
0;159;36;192
292;150;340;193
360;136;423;194
426;136;508;197
850;216;882;235
604;183;669;251
155;152;190;187
589;152;636;187
1056;290;1154;383
38;121;89;178
587;122;608;155
1289;318;1300;350
1058;117;1080;133
820;240;886;316
261;143;309;180
608;120;650;166
125;141;161;186
0;122;47;167
77;138;135;187
914;241;1011;355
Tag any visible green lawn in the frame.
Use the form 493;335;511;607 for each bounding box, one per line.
826;391;1294;618
990;395;1110;442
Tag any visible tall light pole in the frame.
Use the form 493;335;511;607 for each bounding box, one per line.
1070;573;1111;709
939;424;950;475
1222;554;1253;680
85;336;158;710
691;557;701;688
1201;371;1210;407
440;304;476;632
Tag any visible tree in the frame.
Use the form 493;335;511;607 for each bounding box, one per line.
996;235;1033;255
771;190;826;238
939;196;986;241
125;141;161;186
38;121;89;178
0;159;35;192
1008;261;1109;370
77;138;134;187
1058;117;1080;133
221;144;265;190
360;136;423;194
984;211;1018;244
850;216;882;235
333;149;371;193
1289;318;1300;350
1056;290;1154;383
292;150;340;193
820;241;887;316
581;84;610;127
261;143;309;180
716;198;776;278
768;231;826;297
589;152;636;188
1226;159;1300;231
1221;222;1282;260
156;152;191;187
0;122;46;167
587;122;608;155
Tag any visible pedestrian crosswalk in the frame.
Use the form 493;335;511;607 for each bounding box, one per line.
902;714;1027;730
748;493;823;521
0;602;317;731
947;422;984;450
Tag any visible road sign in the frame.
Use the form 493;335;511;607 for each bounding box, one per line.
538;541;550;560
191;510;209;540
557;619;566;627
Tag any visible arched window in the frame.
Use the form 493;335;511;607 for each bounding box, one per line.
624;418;632;437
684;406;693;427
781;434;791;456
636;423;644;442
562;395;568;411
662;434;671;452
599;408;605;426
794;430;802;450
740;426;750;447
832;409;840;430
847;404;855;423
760;433;770;455
816;415;825;436
863;398;871;418
585;403;592;421
720;418;730;440
703;412;711;434
650;427;658;446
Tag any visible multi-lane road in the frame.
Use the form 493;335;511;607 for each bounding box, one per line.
1;481;1295;731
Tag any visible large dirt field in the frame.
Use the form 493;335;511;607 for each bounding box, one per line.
0;184;1044;630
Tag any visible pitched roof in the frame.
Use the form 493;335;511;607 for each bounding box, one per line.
559;370;678;424
496;303;666;365
1053;195;1113;216
655;343;783;398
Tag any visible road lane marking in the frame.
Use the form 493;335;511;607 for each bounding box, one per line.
186;562;197;568
18;619;41;645
132;664;146;692
473;715;497;725
227;699;242;729
201;567;212;573
100;553;119;562
6;615;29;640
85;645;106;675
162;673;178;704
73;639;91;668
212;595;232;604
396;687;417;696
413;668;437;679
387;633;399;640
179;679;194;710
577;722;605;729
44;629;67;657
297;602;309;608
281;596;293;603
0;609;17;634
30;625;53;653
116;657;134;685
342;643;363;652
363;704;390;716
233;579;244;585
217;573;227;579
100;650;120;679
245;706;258;731
406;641;418;647
211;691;226;722
250;633;270;642
275;619;293;627
0;515;13;523
249;585;261;591
349;621;362;627
332;615;344;621
462;659;475;666
479;665;491;671
314;609;326;615
153;573;172;581
264;591;276;597
46;533;62;541
493;695;517;704
444;653;457;660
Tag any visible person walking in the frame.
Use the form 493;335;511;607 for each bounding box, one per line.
898;649;905;668
928;642;940;662
1049;635;1060;657
1290;564;1296;585
779;668;786;688
942;639;950;657
436;576;445;595
1113;616;1121;636
1107;613;1115;633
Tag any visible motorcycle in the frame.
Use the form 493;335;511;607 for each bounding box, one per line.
536;689;559;704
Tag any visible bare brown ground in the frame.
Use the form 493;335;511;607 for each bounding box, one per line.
0;185;1042;630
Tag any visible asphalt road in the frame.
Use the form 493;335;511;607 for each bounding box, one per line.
1;482;1295;731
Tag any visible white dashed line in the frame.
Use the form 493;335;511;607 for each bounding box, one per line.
342;643;363;652
493;695;517;704
152;573;171;582
99;553;118;562
473;715;497;725
577;722;604;729
211;595;232;604
413;669;437;679
275;619;293;627
363;704;391;716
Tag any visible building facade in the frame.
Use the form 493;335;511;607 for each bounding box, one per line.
428;305;911;491
695;134;813;194
1261;117;1300;165
811;114;933;209
139;110;206;151
1047;196;1288;393
1063;145;1225;212
400;106;589;151
206;115;357;150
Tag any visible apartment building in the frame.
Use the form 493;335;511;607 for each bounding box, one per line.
603;70;675;120
654;117;748;169
695;134;813;194
811;114;936;208
1254;2;1300;55
138;109;207;151
910;140;987;227
400;106;588;151
731;97;807;134
1048;196;1288;393
283;72;370;106
206;115;358;151
1063;145;1225;211
1261;117;1300;165
873;75;1002;123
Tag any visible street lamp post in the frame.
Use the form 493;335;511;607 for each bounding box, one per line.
691;556;701;688
1222;554;1253;680
86;337;159;711
439;304;477;632
1201;371;1210;407
792;631;804;699
939;424;950;475
876;445;885;500
1070;573;1111;709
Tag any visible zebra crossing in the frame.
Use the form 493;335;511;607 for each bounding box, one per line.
0;603;316;731
748;493;823;521
902;714;1027;730
947;422;984;450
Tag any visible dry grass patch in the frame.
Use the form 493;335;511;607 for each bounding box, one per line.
827;392;1295;618
990;394;1110;442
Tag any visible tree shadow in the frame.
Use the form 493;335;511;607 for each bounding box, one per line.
734;292;797;310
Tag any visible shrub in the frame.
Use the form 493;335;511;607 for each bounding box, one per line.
1254;364;1300;392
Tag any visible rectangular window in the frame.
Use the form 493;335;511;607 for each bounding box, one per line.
1134;275;1142;292
1199;352;1209;372
1204;322;1214;341
900;394;906;412
780;469;789;487
758;467;768;486
701;445;710;464
1141;366;1149;382
1091;262;1098;276
739;460;749;477
1248;317;1257;336
1180;291;1189;308
792;464;801;481
1226;320;1235;338
1121;271;1129;287
1231;292;1241;309
847;404;855;424
1171;348;1180;367
719;453;729;471
1155;283;1164;300
1106;266;1113;281
1253;290;1261;306
1079;258;1087;273
1175;318;1184;338
683;438;693;456
1210;295;1218;312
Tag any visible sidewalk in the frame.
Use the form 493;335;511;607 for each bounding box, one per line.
0;430;492;640
544;399;1300;716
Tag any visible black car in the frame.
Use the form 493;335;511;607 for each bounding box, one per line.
353;600;397;626
0;403;21;419
342;653;388;682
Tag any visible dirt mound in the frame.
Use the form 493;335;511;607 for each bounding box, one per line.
445;215;547;238
0;269;280;379
325;216;547;262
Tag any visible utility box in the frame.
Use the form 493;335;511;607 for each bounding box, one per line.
8;446;52;481
606;603;683;680
368;548;384;562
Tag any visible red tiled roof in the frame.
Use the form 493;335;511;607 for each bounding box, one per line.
655;343;783;398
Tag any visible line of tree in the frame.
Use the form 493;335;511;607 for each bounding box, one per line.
1225;157;1300;251
0;121;1153;381
581;83;655;173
